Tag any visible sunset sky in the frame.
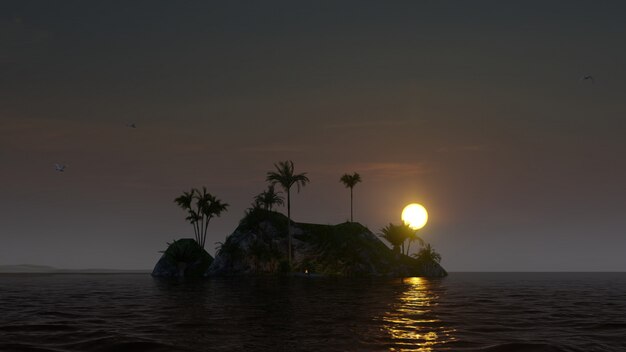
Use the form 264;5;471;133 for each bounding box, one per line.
2;1;626;271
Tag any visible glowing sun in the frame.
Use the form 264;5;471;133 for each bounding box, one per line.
401;203;428;230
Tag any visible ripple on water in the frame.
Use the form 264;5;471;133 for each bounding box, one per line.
1;273;626;351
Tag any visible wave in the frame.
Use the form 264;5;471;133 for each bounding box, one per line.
472;342;576;352
0;324;80;332
1;273;626;351
62;339;178;352
0;343;63;352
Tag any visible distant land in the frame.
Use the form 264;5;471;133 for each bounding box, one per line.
0;264;149;274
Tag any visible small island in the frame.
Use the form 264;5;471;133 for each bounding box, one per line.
152;160;447;278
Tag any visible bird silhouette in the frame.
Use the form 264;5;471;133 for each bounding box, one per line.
54;163;66;172
580;75;594;84
126;123;137;128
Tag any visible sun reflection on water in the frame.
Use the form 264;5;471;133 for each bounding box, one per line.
381;277;456;351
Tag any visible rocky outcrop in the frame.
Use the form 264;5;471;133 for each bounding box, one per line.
415;259;448;277
206;209;447;278
152;239;214;278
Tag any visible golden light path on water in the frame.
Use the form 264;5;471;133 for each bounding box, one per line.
381;277;457;351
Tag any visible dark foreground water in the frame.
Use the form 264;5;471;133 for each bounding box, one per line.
1;273;625;352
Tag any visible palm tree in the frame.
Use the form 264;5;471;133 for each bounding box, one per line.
339;172;362;222
174;187;229;249
412;243;441;263
254;185;285;211
404;230;424;256
174;189;200;244
379;223;410;254
196;187;229;249
266;160;310;267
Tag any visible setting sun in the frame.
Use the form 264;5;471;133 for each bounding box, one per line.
401;203;428;230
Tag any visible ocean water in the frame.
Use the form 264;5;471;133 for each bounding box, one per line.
0;273;625;352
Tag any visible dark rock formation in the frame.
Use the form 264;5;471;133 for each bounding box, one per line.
414;259;448;277
152;238;213;278
206;209;447;278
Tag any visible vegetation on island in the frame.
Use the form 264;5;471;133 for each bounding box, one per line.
266;160;310;267
253;185;284;211
413;243;442;264
207;208;446;277
174;187;229;249
156;159;445;278
339;172;362;223
379;222;425;256
153;238;213;277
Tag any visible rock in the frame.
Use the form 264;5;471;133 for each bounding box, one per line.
151;238;214;278
416;260;448;277
205;208;447;278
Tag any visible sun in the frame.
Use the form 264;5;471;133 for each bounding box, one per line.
401;203;428;230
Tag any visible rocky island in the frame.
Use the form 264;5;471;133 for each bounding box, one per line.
152;208;447;278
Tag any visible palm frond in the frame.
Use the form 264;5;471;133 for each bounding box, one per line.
340;172;362;188
266;160;310;192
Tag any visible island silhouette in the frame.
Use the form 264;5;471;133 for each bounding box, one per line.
152;160;446;278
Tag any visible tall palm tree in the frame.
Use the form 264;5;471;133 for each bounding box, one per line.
174;189;200;244
174;187;229;249
254;185;285;211
405;230;425;256
196;187;229;249
339;172;362;222
266;160;310;267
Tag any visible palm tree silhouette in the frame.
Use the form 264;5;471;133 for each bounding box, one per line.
196;187;229;249
254;185;285;211
413;243;441;263
379;223;415;255
379;223;407;254
266;160;310;267
174;187;229;249
404;229;424;256
174;189;200;244
340;172;362;222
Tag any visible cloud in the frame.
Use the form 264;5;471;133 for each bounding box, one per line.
324;119;424;130
239;144;304;153
323;161;433;179
0;117;73;151
437;144;488;153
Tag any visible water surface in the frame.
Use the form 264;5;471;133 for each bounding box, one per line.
1;273;625;351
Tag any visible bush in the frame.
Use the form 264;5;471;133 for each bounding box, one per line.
278;260;291;273
159;238;213;277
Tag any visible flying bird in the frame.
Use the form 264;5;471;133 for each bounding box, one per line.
580;75;594;84
54;163;66;172
126;123;137;128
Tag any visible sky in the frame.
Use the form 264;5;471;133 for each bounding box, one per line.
1;1;626;271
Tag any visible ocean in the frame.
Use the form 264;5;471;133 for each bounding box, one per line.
0;273;624;351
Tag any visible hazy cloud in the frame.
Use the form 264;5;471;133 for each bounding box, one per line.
239;144;304;153
316;161;433;180
437;144;488;153
324;119;423;130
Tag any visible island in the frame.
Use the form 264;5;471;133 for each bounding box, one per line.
152;208;447;278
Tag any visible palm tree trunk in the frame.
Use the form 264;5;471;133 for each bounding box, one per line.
406;239;412;256
199;210;205;247
193;221;199;244
350;187;353;222
287;188;292;267
202;217;211;249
